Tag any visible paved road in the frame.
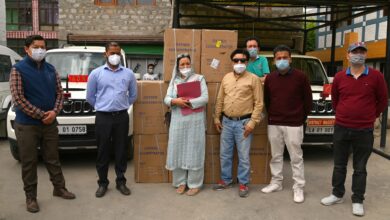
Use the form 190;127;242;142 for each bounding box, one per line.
0;137;389;220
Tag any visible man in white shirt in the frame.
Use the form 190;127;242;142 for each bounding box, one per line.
142;64;159;80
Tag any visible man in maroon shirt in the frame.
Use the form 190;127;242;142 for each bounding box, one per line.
261;45;312;203
321;42;388;216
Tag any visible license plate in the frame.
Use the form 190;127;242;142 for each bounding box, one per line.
305;126;334;134
58;125;87;135
306;118;335;134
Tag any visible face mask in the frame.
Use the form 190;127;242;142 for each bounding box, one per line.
275;59;290;71
179;68;191;77
31;48;46;62
108;54;121;66
350;54;366;65
248;48;258;58
233;64;246;74
147;68;154;74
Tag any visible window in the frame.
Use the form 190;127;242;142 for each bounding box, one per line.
383;8;388;17
5;0;33;31
95;0;156;6
0;55;12;82
39;0;59;31
7;39;26;56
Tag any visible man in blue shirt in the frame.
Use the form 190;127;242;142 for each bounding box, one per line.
87;42;137;198
246;37;270;83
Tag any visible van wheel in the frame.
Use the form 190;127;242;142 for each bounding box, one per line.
127;135;134;160
10;141;20;161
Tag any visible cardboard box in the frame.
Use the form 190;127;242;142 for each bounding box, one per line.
249;134;271;184
163;29;202;82
204;134;271;184
134;81;169;134
253;114;268;135
204;135;221;184
134;134;169;183
201;29;238;82
206;83;221;135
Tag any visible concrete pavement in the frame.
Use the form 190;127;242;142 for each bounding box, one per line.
0;133;389;220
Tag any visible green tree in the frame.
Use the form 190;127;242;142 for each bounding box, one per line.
305;21;317;52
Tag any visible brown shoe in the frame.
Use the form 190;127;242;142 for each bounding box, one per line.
53;188;76;199
26;198;40;213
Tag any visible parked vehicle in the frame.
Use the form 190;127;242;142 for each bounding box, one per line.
0;45;22;138
7;46;134;160
263;54;335;146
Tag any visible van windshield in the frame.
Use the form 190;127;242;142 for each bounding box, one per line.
45;52;106;80
266;57;329;85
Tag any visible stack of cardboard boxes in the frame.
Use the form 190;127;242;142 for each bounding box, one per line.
133;81;170;183
134;28;271;184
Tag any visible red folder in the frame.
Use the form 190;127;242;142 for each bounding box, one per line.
177;81;204;116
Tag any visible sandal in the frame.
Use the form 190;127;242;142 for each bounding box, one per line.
186;188;200;196
176;185;186;194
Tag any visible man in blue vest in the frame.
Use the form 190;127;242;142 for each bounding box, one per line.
10;35;75;213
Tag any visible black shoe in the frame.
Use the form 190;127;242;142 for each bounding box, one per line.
116;184;131;196
95;186;107;198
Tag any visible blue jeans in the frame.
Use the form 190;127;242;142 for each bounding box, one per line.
220;116;253;185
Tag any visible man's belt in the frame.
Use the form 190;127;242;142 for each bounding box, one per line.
223;113;252;121
97;109;127;116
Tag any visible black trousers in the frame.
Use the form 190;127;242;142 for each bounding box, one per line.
331;124;373;203
14;121;66;199
95;111;129;187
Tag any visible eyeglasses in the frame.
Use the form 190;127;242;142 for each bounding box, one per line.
177;53;190;59
232;58;247;63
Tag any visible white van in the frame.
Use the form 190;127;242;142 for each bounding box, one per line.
0;45;22;138
7;46;134;160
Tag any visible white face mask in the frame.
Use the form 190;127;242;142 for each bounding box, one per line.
350;54;366;66
179;68;191;77
31;48;46;62
108;54;121;66
248;48;258;58
233;64;246;74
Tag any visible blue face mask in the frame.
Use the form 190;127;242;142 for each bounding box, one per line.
275;59;290;71
248;48;258;58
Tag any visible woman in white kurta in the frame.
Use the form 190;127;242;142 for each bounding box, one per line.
164;53;208;196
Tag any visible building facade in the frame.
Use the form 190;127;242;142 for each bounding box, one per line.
59;0;172;78
5;0;59;55
4;0;172;78
308;7;388;75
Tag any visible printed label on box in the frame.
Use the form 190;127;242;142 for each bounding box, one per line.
210;58;220;70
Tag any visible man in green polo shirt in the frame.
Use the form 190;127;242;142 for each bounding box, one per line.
246;37;270;83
